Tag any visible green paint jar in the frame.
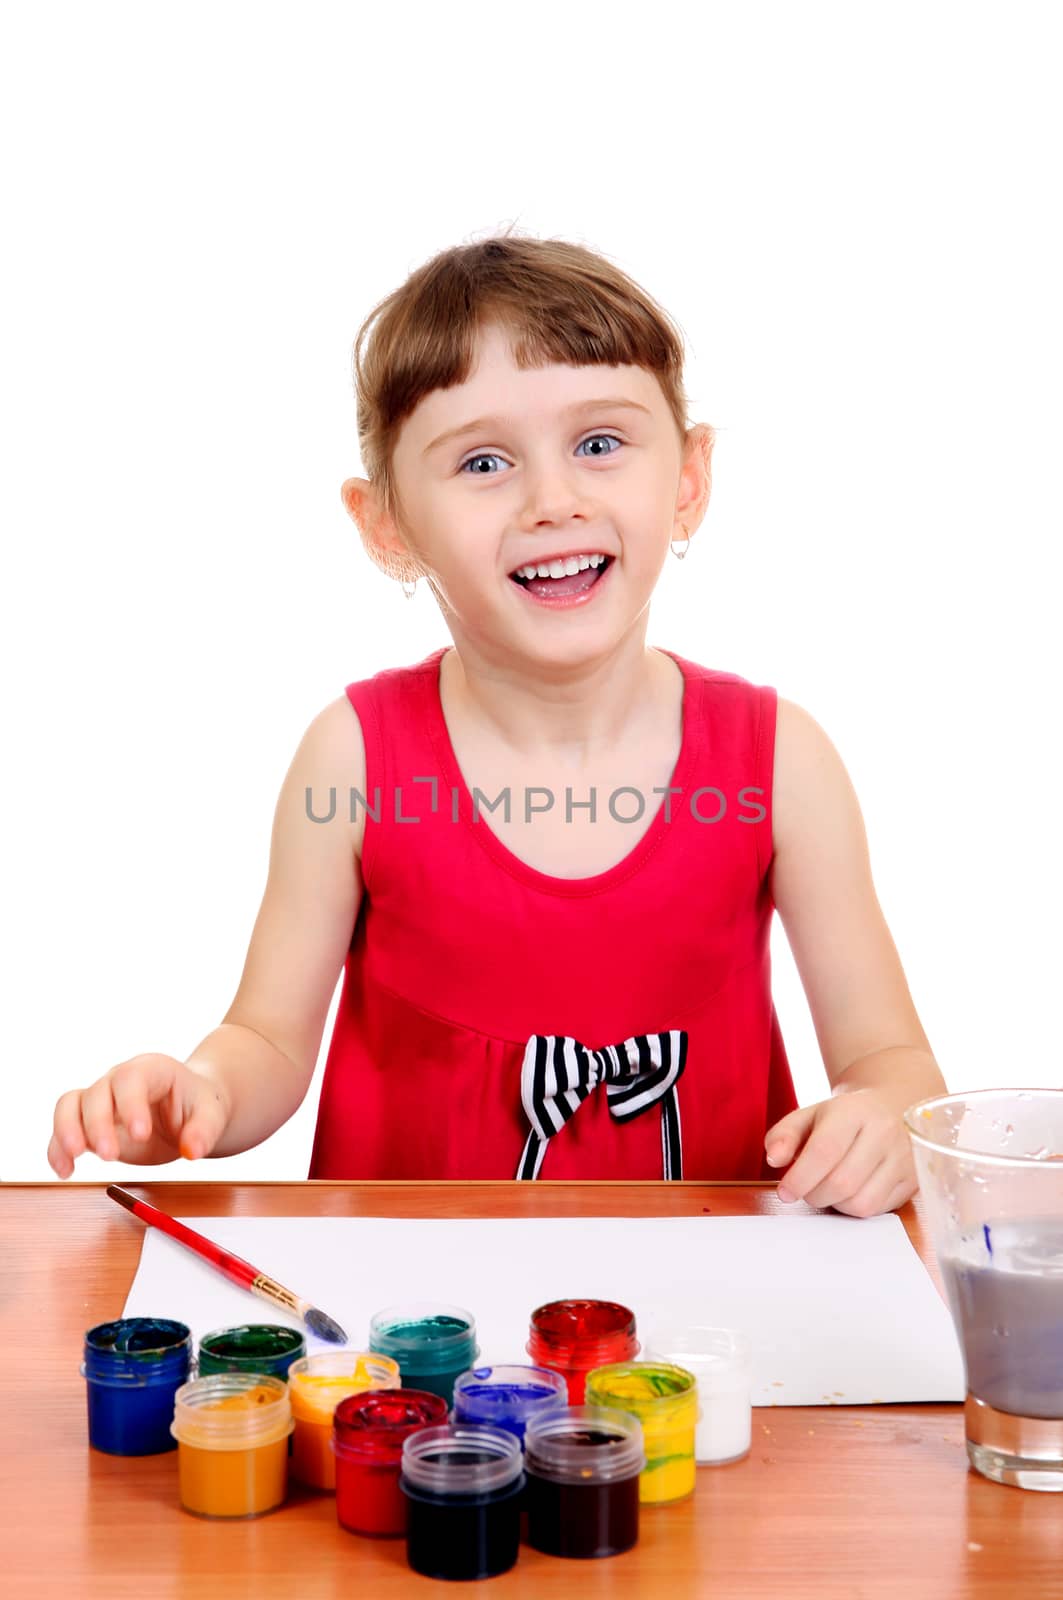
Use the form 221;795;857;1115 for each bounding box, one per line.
197;1324;306;1380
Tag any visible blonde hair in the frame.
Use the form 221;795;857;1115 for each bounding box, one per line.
351;228;700;574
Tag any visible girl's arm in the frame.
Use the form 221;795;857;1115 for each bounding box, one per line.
188;693;369;1157
764;697;948;1214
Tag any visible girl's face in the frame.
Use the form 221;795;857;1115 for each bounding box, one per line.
382;322;710;667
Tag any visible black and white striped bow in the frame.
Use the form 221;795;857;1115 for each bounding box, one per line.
516;1031;688;1180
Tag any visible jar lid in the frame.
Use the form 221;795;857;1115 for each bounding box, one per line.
400;1423;523;1496
171;1372;293;1450
643;1326;753;1386
369;1304;477;1374
198;1324;305;1363
585;1360;698;1416
82;1318;191;1386
527;1300;638;1367
453;1364;568;1416
333;1389;448;1464
530;1299;636;1344
84;1317;190;1358
287;1350;400;1420
524;1405;646;1484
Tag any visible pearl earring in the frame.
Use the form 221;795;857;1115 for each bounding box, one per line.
400;577;418;599
671;524;690;560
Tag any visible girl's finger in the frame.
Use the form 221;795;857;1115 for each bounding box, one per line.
80;1077;120;1161
777;1107;865;1204
53;1088;88;1162
110;1065;160;1143
47;1130;75;1178
800;1121;888;1210
882;1173;918;1211
830;1150;906;1219
765;1104;816;1165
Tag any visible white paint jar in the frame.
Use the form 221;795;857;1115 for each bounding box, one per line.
643;1326;752;1464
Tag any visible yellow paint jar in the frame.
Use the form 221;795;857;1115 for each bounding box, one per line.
584;1362;698;1504
170;1373;294;1519
287;1350;401;1490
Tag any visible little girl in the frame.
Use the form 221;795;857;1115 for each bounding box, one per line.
48;232;947;1214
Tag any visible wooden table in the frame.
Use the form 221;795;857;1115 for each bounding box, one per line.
2;1181;1058;1599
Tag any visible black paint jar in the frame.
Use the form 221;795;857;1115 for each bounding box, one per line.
400;1423;524;1581
524;1405;645;1559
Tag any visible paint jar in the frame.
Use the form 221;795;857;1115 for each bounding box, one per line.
369;1303;479;1406
197;1323;306;1380
81;1317;191;1456
524;1405;645;1558
643;1325;753;1463
452;1364;568;1445
198;1325;307;1461
584;1362;698;1504
401;1423;525;1581
332;1389;449;1537
287;1349;400;1490
170;1373;294;1518
527;1300;639;1404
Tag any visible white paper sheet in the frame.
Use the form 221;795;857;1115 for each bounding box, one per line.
121;1213;966;1406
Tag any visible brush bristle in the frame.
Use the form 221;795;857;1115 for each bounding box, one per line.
305;1306;348;1344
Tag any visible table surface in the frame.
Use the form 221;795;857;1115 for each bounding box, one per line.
2;1180;1059;1600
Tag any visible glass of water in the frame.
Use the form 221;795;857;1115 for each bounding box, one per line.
904;1088;1063;1491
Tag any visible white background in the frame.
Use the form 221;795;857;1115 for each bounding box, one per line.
3;2;1060;1182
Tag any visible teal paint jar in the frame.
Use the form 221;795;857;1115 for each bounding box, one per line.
369;1304;478;1406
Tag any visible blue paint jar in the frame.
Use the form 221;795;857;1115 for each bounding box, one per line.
81;1317;192;1455
401;1423;525;1580
369;1303;478;1406
452;1364;568;1444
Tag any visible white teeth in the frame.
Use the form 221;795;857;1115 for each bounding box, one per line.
513;553;607;581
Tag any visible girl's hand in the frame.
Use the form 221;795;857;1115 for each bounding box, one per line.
47;1054;232;1178
764;1086;919;1218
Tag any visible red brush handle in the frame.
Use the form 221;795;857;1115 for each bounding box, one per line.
108;1185;258;1291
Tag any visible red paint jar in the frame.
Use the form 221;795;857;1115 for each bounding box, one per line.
527;1300;639;1404
332;1389;448;1538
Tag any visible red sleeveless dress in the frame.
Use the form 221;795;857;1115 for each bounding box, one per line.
308;646;799;1181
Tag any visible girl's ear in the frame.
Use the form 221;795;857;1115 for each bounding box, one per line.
341;475;421;584
676;423;714;535
340;475;373;528
692;422;714;492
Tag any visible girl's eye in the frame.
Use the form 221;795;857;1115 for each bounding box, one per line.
458;433;624;475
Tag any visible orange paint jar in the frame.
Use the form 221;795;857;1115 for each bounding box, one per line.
170;1373;294;1519
287;1351;401;1491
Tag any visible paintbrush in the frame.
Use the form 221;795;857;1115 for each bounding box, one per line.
107;1184;347;1344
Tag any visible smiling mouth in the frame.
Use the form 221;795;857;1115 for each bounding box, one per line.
509;555;614;597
